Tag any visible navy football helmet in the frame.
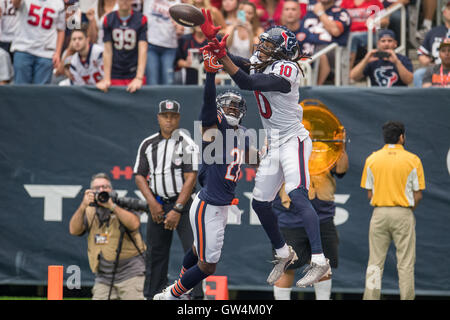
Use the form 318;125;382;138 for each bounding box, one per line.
216;90;247;126
257;25;300;60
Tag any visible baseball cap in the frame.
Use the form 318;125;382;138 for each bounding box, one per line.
378;29;396;40
158;100;180;114
439;38;450;50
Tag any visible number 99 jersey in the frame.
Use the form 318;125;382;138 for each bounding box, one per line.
250;56;310;147
103;10;148;79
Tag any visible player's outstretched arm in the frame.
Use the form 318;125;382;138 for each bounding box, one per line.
200;72;218;132
227;53;251;74
230;68;291;93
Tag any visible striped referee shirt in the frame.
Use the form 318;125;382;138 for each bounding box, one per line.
133;130;199;199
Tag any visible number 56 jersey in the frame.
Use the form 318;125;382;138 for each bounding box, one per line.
10;0;66;59
103;10;148;79
250;56;310;147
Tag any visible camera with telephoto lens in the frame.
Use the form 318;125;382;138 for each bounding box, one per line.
90;191;149;213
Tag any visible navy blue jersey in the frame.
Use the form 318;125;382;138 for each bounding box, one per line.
198;112;249;206
297;6;351;54
417;26;450;64
103;10;147;79
175;33;208;84
363;53;413;87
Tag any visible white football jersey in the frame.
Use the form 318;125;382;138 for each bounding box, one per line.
10;0;65;59
250;55;309;146
0;0;20;43
69;43;104;85
143;0;180;49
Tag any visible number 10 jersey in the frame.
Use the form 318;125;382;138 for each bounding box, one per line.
249;55;309;147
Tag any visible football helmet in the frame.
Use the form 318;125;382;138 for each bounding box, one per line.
257;25;300;60
216;90;247;126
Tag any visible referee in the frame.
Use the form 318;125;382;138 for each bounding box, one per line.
134;99;201;300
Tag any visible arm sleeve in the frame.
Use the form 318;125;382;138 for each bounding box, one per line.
363;63;370;77
200;72;218;127
231;69;291;92
138;14;148;41
227;52;251;74
360;160;373;190
133;141;150;177
56;6;66;31
103;15;112;43
401;56;413;72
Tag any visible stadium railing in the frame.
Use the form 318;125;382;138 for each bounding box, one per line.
298;42;342;86
367;3;407;55
340;3;406;86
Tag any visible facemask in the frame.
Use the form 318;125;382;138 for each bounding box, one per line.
220;107;241;126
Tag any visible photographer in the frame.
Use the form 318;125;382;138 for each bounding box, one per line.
350;29;413;86
69;173;146;300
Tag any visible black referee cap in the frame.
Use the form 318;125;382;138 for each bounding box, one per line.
158;100;180;114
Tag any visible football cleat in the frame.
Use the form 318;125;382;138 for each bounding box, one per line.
153;281;193;300
296;259;332;288
267;245;298;285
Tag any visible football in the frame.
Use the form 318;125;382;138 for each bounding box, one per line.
169;4;205;27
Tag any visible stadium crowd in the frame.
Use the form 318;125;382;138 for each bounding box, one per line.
0;0;449;86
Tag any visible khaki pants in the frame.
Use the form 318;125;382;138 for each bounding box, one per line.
363;207;416;300
92;275;145;300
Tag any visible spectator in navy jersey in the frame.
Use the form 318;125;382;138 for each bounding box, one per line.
350;29;413;86
295;0;351;84
413;1;450;87
96;0;147;93
175;25;208;85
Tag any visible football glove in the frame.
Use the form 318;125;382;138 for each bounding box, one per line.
200;9;221;40
200;34;229;59
202;50;223;73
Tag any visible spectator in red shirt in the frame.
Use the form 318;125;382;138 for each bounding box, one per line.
340;0;389;68
250;0;285;30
